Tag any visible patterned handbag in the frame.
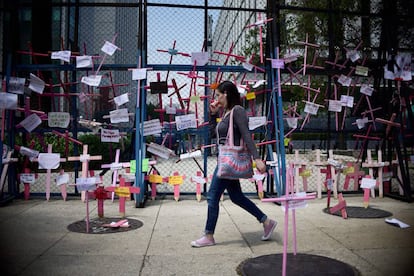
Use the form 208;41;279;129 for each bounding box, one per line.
216;108;253;179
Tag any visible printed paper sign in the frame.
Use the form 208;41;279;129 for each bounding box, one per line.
101;128;120;143
109;108;129;123
338;74;352;87
114;93;129;107
38;153;61;169
237;86;247;95
132;68;147;80
56;173;70;186
28;73;45;94
75;177;97;191
20;173;36;184
304;102;319;115
286;118;298;129
101;41;118;56
76;55;93;68
175;114;197;131
143;119;162;136
271;59;285;69
48;112;70;128
81;75;102;87
191;52;209;66
20;113;42;132
249;116;266;130
169;175;183;185
340;95;354;108
328;100;342;112
0;93;18;109
51;50;71;63
7;77;26;94
360;84;374;96
361;177;377;189
242;62;254;71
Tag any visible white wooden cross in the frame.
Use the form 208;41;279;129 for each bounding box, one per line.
67;144;102;202
101;148;130;202
33;144;66;201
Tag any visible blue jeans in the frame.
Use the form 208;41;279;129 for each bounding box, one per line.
204;167;267;234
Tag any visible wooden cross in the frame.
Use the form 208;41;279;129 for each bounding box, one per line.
157;40;190;81
292;150;308;193
100;148;130;202
191;171;207;202
310;149;328;199
52;130;83;157
353;124;381;162
105;176;140;218
329;193;347;219
296;33;320;76
166;171;185;202
248;171;266;199
33;144;66;201
361;149;389;198
67;144;102;202
343;162;365;191
245;13;273;64
262;162;316;276
18;168;38;200
375;113;401;139
0;150;18;195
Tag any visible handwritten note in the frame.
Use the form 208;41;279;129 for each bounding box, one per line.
81;75;102;87
101;41;118;56
48;112;70;128
101;128;120;143
304;102;319;115
7;77;26;94
56;173;70;186
360;84;374;96
109;108;129;123
0;93;18;109
132;68;147;80
328;100;342;112
114;93;129;107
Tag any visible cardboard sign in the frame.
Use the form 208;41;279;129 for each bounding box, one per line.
150;81;168;94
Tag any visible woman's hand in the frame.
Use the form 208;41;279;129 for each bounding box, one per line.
210;100;220;115
255;159;266;174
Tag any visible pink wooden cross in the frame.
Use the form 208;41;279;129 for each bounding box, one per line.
329;193;347;219
343;162;365;191
310;149;328;199
67;144;102;202
362;149;389;198
248;171;267;199
296;33;320;76
375;113;401;138
353;124;381;162
245;13;273;64
191;171;207;202
101;148;130;202
51;130;83;157
33;144;66;201
105;176;140;218
262;162;316;276
0;150;18;195
166;171;186;202
157;40;190;81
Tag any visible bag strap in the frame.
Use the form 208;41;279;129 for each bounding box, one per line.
226;108;235;146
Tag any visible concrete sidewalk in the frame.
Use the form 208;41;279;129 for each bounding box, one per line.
0;194;413;276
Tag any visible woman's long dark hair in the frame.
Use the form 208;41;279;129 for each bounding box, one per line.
217;81;241;110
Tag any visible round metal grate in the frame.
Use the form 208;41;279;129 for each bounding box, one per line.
323;206;392;218
237;253;359;276
67;217;143;234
